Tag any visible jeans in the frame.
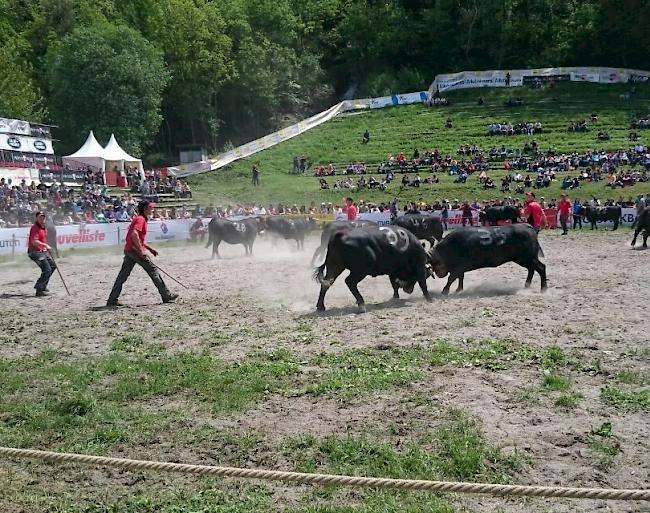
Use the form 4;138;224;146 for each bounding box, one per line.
462;216;473;227
108;251;171;303
28;251;56;292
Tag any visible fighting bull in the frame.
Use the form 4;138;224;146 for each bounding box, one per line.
313;225;432;312
393;214;444;246
205;217;263;258
584;205;622;230
265;217;316;250
631;207;650;248
479;205;521;226
427;224;547;294
311;220;378;266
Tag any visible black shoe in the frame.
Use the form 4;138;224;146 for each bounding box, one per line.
106;300;124;307
35;290;49;297
163;293;179;304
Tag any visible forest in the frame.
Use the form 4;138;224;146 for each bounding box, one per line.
1;0;648;163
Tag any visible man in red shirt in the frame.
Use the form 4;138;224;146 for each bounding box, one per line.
558;193;572;235
107;200;178;307
27;211;56;297
523;192;545;233
344;197;358;221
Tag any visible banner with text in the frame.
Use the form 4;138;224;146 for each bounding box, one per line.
429;67;650;95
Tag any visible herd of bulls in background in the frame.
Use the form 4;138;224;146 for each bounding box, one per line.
204;206;650;312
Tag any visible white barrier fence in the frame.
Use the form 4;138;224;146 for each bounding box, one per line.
0;219;194;257
0;208;638;257
428;66;649;95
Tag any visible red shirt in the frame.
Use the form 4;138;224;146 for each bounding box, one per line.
558;199;571;216
124;215;147;253
524;201;544;228
28;223;47;252
346;204;358;221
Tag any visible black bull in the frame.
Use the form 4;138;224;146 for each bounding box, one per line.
313;225;432;311
265;217;316;250
311;220;378;266
479;205;521;226
205;217;263;258
393;214;444;245
631;207;650;248
584;205;622;230
427;224;547;294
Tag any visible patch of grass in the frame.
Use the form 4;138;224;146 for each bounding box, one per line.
600;386;650;412
541;346;566;370
0;349;300;453
554;392;583;410
587;422;622;470
308;347;421;397
615;370;650;386
284;410;521;485
542;373;571;392
110;334;146;352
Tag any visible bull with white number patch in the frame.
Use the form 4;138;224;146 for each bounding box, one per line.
206;217;264;258
427;224;547;294
313;225;432;312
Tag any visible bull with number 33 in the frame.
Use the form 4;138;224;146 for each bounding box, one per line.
427;224;548;294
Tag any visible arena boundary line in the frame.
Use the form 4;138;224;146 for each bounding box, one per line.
1;447;648;501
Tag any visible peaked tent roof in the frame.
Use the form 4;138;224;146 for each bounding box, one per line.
64;130;107;159
103;134;140;162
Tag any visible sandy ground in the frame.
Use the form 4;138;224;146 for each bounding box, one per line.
0;229;648;512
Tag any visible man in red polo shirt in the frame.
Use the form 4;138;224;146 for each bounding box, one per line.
344;197;358;221
558;193;572;235
107;200;178;307
27;211;56;297
523;192;545;233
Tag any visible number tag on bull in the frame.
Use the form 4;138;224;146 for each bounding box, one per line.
235;223;247;233
380;226;409;251
478;228;506;246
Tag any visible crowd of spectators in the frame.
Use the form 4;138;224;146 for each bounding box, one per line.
487;121;543;136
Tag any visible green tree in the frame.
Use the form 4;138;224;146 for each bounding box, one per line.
45;23;168;155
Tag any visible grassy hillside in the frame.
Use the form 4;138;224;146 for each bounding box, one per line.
188;82;650;207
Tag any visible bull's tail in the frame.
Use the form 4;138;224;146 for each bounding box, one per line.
311;245;325;267
537;243;545;259
205;229;213;249
312;263;326;284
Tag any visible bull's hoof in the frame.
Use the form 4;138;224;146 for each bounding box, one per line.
541;284;548;292
424;294;433;303
316;304;325;312
357;303;367;313
524;282;532;288
441;289;450;296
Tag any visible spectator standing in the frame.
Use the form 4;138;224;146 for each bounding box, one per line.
572;198;583;229
461;201;474;226
252;165;260;186
441;201;449;231
106;200;178;307
27;211;56;297
344;197;358;221
558;193;571;235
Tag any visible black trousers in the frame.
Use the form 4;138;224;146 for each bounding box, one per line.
560;214;569;234
108;251;171;303
573;214;582;229
28;251;56;292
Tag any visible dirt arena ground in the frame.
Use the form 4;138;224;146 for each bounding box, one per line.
0;229;648;512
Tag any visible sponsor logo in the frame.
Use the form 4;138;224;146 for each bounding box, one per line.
57;229;106;245
0;238;21;248
7;136;21;149
33;140;47;151
160;222;168;234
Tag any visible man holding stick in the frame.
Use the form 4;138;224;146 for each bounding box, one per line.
27;211;56;297
107;200;178;307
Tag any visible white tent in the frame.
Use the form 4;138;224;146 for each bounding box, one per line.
103;134;144;177
63;130;107;172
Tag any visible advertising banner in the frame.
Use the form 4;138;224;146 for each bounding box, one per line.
39;169;87;186
0;167;41;184
0;134;54;154
0;118;30;136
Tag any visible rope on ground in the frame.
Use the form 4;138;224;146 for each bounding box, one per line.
1;447;648;501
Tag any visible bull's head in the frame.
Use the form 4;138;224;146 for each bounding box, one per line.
426;248;448;278
396;279;416;294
